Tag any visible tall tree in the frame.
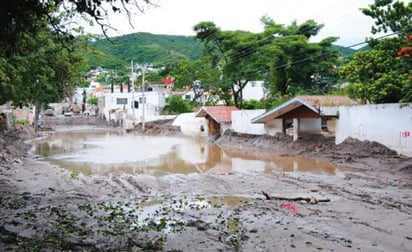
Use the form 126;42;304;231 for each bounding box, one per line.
0;24;84;129
193;22;266;108
259;17;339;96
362;0;412;37
340;0;412;103
171;58;219;104
0;0;154;108
0;0;154;53
193;18;339;108
339;39;406;103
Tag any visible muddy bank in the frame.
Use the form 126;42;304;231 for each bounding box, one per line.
132;119;182;136
1;123;412;251
215;130;412;175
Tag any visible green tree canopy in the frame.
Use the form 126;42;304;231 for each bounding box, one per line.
0;0;154;108
340;0;412;103
362;0;412;36
164;95;193;114
171;58;220;104
259;17;339;96
192;18;339;108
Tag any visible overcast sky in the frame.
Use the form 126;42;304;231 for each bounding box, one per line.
86;0;385;47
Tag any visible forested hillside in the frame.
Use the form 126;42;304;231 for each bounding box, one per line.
86;32;204;69
84;32;357;70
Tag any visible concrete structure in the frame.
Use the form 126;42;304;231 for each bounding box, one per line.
241;81;266;101
231;110;266;135
252;95;357;140
172;112;207;137
195;106;239;137
336;103;412;157
101;90;166;128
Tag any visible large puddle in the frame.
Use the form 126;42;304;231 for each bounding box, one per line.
34;131;351;176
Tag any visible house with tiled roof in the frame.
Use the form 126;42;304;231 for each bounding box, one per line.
195;106;239;136
251;95;357;140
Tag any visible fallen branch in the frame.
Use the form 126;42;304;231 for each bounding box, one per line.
262;191;330;204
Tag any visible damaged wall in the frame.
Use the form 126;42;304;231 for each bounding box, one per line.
336;103;412;157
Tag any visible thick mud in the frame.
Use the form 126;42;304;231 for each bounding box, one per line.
1;117;412;251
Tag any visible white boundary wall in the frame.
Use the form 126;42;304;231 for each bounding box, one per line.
231;110;266;135
336;103;412;157
172;112;207;137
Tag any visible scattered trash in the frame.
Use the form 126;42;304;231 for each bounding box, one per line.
280;202;298;214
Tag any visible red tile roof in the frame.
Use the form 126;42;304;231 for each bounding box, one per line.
195;106;239;123
298;95;357;108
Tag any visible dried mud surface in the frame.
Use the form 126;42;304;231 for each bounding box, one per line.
1;116;412;251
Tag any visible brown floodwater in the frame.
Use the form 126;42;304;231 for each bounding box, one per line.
34;131;350;176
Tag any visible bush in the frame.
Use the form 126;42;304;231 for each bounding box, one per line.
87;96;99;105
16;118;29;125
164;95;194;114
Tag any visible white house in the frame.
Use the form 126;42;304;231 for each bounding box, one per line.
101;90;166;127
242;81;266;101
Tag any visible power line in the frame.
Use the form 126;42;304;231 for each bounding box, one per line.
194;0;370;65
217;31;400;84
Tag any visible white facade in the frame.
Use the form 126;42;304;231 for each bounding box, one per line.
231;110;266;135
102;91;166;126
265;119;284;136
299;118;322;133
242;81;266;101
181;90;210;104
336;103;412;157
172;112;207;137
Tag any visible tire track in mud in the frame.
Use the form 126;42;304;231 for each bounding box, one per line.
109;176;148;194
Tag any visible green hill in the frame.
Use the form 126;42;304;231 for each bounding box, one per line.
84;32;358;71
332;45;356;57
88;32;204;68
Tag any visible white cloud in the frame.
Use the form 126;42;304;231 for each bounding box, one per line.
85;0;380;47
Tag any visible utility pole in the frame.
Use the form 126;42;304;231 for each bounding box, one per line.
141;63;147;131
130;60;135;120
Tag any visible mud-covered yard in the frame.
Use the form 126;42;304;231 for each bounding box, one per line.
1;117;412;251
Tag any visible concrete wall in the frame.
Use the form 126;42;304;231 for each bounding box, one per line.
231;110;266;135
336;103;412;157
172;112;207;137
300;118;321;133
102;91;165;124
242;81;266;101
221;122;232;135
258;118;321;136
320;106;339;117
265;119;284;136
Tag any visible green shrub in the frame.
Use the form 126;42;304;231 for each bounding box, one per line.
16;118;29;125
164;95;194;114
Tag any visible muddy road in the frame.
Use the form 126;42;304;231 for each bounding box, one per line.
1;118;412;251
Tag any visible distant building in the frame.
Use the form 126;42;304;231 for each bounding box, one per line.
241;81;267;101
101;90;166;126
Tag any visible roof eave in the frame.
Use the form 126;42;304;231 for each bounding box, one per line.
251;97;320;123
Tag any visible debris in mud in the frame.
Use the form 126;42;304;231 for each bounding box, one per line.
261;191;330;204
0;126;34;167
1;119;412;251
280;202;299;214
132;119;181;136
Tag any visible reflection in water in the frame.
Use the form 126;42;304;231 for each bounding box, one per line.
34;131;351;176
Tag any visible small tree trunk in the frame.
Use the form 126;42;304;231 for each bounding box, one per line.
34;102;41;132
